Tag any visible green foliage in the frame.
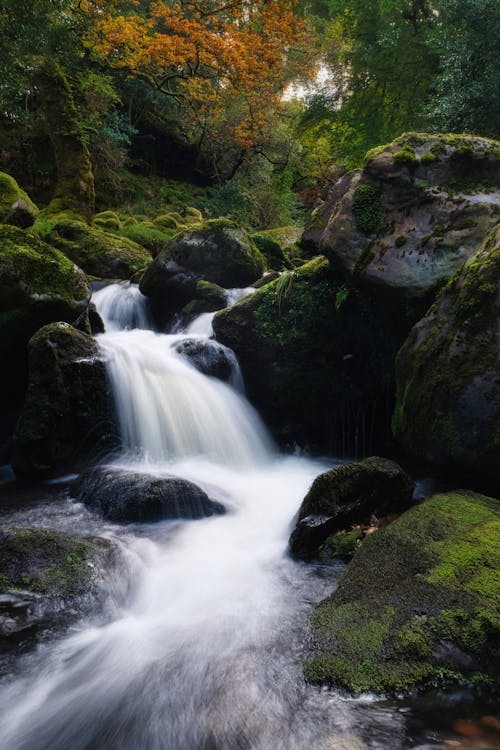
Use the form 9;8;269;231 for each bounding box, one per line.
352;183;383;234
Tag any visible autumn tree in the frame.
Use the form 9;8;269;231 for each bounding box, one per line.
86;1;315;179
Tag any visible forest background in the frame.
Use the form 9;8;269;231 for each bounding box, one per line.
1;0;498;229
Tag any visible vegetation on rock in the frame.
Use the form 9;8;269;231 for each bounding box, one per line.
305;491;500;695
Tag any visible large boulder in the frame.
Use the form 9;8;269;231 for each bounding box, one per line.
0;225;90;354
45;214;151;278
393;223;500;484
0;172;38;228
305;491;500;695
73;466;225;522
140;220;265;326
289;457;414;558
0;226;91;462
213;257;412;454
0;527;117;641
11;323;115;479
307;133;500;302
172;338;240;384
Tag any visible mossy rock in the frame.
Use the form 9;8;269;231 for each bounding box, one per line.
0;225;90;352
0;527;110;598
305;491;500;695
112;221;177;258
153;213;184;230
183;206;203;224
0;527;116;640
140;219;265;327
290;457;414;557
45;216;151;278
314;133;500;301
0;172;38;228
92;211;121;230
393;223;500;483
213;257;409;453
250;233;291;271
12;322;115;479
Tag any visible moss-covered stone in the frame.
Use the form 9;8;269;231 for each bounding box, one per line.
0;225;90;353
393;223;500;483
12;322;115;478
0;527;117;640
153;213;185;230
44;215;151;278
305;491;500;695
112;220;176;258
93;211;121;230
140;219;265;327
313;133;500;301
290;457;414;557
250;233;291;270
213;257;409;453
0;172;38;228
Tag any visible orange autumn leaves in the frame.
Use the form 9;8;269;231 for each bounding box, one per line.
86;1;314;157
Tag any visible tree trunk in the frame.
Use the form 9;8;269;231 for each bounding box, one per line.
37;60;95;219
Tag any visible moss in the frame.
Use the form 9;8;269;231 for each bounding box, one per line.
352;182;383;235
0;172;38;228
0;528;99;598
305;491;500;695
93;211;121;230
352;244;376;275
420;152;438;164
251;233;290;270
45;216;151;278
395;235;407;247
394;147;420;167
325;528;364;559
153;213;184;230
112;221;176;257
195;279;227;307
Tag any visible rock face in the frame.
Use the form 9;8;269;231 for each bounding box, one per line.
289;457;414;558
213;257;411;454
45;214;151;278
173;338;240;383
306;133;500;301
0;527;116;640
0;225;90;355
11;323;115;479
0;172;38;228
305;491;500;695
393;223;500;483
74;466;225;522
140;220;265;326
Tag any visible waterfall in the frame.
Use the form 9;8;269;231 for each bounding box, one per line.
97;329;273;466
1;281;366;750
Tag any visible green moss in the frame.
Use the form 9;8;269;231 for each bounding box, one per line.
93;211;121;230
393;147;419;166
352;244;376;275
420;152;438;164
325;528;364;560
112;221;176;257
153;213;184;230
305;491;500;695
0;172;38;227
251;233;290;270
395;235;407;247
353;182;383;235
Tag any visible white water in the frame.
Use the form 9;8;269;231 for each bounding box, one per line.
0;284;410;749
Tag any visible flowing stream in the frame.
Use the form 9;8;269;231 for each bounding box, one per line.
0;284;485;749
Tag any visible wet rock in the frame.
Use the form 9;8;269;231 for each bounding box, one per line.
140;220;265;326
289;457;414;558
11;323;116;479
173;338;239;383
74;466;226;522
0;527;117;640
214;257;410;454
393;222;500;483
305;490;500;695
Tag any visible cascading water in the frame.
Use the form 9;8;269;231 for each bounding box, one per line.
0;284;434;749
